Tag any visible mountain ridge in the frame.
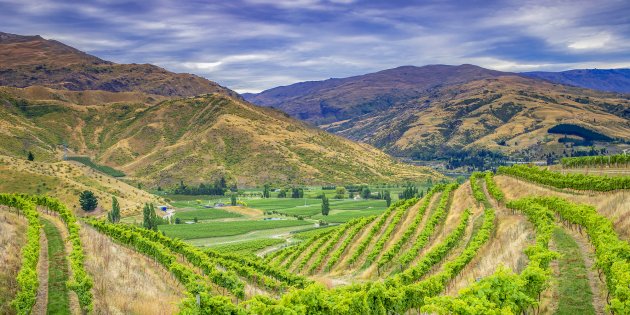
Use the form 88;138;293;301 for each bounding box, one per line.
0;31;239;98
522;68;630;94
244;64;509;124
246;66;630;162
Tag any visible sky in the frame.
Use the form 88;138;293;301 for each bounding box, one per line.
1;0;629;93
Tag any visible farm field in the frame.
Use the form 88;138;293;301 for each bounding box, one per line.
1;160;629;314
158;219;314;239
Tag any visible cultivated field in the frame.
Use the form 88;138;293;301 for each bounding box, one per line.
1;160;628;314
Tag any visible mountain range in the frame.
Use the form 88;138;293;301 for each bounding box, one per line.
245;65;630;161
0;32;438;187
2;30;629;185
522;69;630;94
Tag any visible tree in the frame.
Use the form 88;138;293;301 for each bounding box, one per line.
278;189;287;198
349;191;355;199
361;187;371;199
175;217;181;224
384;190;391;207
107;196;121;223
291;188;301;198
27;151;34;161
230;194;237;206
263;184;271;198
334;186;346;199
142;203;158;231
321;195;330;216
79;190;98;212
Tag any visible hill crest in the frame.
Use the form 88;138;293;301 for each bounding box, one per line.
0;31;238;98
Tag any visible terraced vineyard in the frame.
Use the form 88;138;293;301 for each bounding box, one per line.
1;163;629;314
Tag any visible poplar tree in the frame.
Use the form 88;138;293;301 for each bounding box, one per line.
107;196;121;223
321;195;330;216
143;203;158;231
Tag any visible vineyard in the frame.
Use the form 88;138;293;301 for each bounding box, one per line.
1;164;629;314
561;154;630;168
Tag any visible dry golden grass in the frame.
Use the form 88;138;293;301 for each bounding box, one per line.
0;86;167;106
446;213;533;295
445;181;535;294
0;210;28;314
495;175;630;241
0;155;164;217
412;184;481;272
80;223;183;315
222;206;264;218
2;86;443;187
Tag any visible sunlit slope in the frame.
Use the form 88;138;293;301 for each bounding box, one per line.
0;155;163;215
325;76;630;158
0;88;440;186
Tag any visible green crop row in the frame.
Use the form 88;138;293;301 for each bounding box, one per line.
389;209;470;285
377;185;445;269
498;164;630;191
0;194;41;315
397;183;458;268
346;198;412;265
325;215;377;271
29;196;94;312
307;218;363;274
364;198;418;266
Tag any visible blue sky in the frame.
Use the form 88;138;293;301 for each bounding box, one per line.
1;0;629;92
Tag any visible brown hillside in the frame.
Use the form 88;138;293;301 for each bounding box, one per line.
0;32;238;98
324;76;630;159
0;88;440;187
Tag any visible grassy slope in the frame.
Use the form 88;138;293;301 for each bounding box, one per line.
553;227;595;315
40;218;71;315
329;76;630;158
0;88;441;187
0;155;164;216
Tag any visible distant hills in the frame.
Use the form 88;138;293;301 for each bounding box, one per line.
246;65;630;161
522;69;630;94
0;32;439;186
243;64;507;125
